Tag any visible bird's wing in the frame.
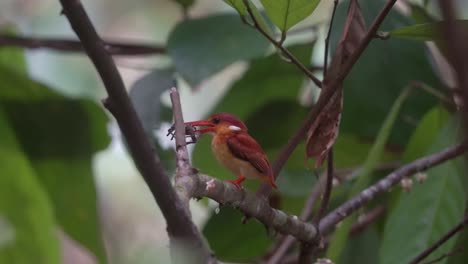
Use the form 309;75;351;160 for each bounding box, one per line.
226;133;272;176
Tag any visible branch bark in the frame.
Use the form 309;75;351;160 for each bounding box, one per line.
0;34;165;55
319;142;468;233
57;1;213;263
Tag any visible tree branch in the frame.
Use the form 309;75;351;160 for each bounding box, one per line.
437;0;468;129
170;86;198;213
192;174;318;242
57;1;213;263
409;214;468;264
242;0;322;88
319;142;468;233
0;34;166;55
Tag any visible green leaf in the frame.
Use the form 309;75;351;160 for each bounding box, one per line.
330;0;442;146
326;87;412;262
402;106;450;162
379;118;465;264
0;28;27;74
167;14;270;86
203;207;271;262
390;20;468;41
0;66;109;262
130;68;173;139
0;108;60;264
223;0;247;15
259;0;321;32
129;68;176;172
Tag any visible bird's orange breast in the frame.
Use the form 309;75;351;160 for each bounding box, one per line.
211;134;264;180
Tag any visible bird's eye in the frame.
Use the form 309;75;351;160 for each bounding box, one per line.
212;117;221;124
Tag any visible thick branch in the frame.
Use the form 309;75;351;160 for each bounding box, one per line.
192;174;318;242
409;214;468;264
319;142;468;233
0;34;165;55
57;1;212;263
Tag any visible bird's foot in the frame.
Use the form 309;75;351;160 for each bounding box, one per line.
226;175;246;190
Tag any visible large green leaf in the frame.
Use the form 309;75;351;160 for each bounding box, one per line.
389;20;468;42
167;14;270;86
379;118;465;264
203;207;271;262
0;108;60;264
0;65;109;262
330;0;441;146
326;87;412;262
259;0;321;32
129;68;176;172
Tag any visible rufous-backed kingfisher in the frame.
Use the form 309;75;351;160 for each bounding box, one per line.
185;113;277;190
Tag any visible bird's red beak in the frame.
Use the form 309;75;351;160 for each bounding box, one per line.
185;120;215;134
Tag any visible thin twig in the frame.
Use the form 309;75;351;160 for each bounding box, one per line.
314;149;334;224
319;142;468;233
261;0;400;199
437;0;468;127
421;246;464;264
323;0;339;76
349;205;386;235
170;86;197;211
266;173;326;264
57;1;214;263
242;0;322;88
409;214;468;264
0;34;166;55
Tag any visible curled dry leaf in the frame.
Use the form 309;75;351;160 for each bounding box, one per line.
306;0;366;167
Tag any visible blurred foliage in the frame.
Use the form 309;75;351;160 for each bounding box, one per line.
259;0;321;32
167;14;270;86
330;0;442;147
1;0;467;263
327;87;413;261
0;44;108;262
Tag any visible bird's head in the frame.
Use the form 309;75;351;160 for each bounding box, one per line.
186;112;247;135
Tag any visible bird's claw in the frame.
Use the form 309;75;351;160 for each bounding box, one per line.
226;180;244;190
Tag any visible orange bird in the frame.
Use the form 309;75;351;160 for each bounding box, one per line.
185;113;277;189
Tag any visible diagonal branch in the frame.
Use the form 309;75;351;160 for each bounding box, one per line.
409;214;468;264
192;174;318;242
319;142;468;233
57;1;213;263
0;34;166;55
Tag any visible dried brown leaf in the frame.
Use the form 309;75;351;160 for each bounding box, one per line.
306;0;366;167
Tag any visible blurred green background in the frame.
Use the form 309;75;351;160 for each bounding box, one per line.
1;0;467;263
